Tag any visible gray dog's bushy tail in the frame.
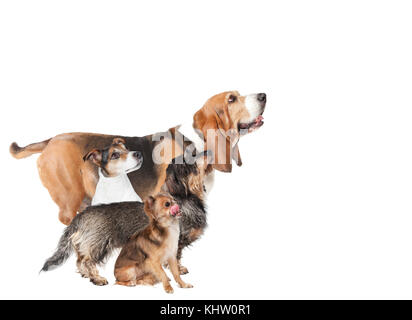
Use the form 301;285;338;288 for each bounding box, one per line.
41;224;76;272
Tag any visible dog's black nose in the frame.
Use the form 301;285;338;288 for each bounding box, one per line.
257;93;266;103
133;151;143;160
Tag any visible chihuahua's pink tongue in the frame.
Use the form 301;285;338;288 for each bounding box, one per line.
170;204;180;216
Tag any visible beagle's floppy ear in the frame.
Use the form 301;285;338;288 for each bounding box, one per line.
83;149;102;165
112;137;126;147
210;127;233;172
193;102;241;173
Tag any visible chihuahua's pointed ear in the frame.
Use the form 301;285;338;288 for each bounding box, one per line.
112;137;126;146
144;196;156;220
83;149;102;164
146;195;155;208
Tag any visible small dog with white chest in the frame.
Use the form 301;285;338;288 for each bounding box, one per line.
83;138;143;205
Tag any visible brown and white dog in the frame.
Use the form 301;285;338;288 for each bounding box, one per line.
83;137;143;206
9;91;266;225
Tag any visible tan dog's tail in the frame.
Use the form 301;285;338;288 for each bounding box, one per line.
9;138;51;159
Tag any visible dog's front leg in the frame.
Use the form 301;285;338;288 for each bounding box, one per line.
168;257;193;289
149;262;174;294
176;237;189;275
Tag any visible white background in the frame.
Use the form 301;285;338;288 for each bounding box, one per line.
0;0;411;299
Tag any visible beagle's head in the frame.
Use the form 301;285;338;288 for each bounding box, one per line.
83;138;143;177
193;91;266;172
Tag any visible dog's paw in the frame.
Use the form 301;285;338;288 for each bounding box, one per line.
179;265;189;275
91;277;108;286
179;282;193;289
115;280;136;287
164;284;174;294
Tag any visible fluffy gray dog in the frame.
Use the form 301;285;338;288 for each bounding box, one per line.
41;201;149;285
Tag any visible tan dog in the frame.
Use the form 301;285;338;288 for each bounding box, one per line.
115;193;192;293
10;91;266;224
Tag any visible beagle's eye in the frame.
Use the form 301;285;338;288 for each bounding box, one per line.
165;201;171;208
228;95;237;103
111;152;120;160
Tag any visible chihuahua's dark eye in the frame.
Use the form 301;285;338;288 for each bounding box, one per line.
111;152;120;160
228;95;237;103
165;201;171;208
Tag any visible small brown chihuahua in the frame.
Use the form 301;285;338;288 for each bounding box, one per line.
114;193;193;293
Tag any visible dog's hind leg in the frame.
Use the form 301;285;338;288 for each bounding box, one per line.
74;248;90;279
37;140;89;225
76;258;89;278
135;273;158;286
82;258;108;286
115;265;140;287
74;243;108;285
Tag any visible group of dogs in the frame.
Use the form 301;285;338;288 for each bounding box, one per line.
10;90;267;293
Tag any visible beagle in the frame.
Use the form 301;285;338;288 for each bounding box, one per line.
83;138;143;205
10;91;266;225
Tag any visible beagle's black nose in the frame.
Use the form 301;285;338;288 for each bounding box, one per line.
257;93;266;103
133;151;143;160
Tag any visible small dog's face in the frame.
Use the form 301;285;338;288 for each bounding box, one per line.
83;138;143;177
144;193;180;226
162;151;211;199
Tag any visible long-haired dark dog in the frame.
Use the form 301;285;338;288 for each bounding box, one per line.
41;152;210;285
161;151;210;274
